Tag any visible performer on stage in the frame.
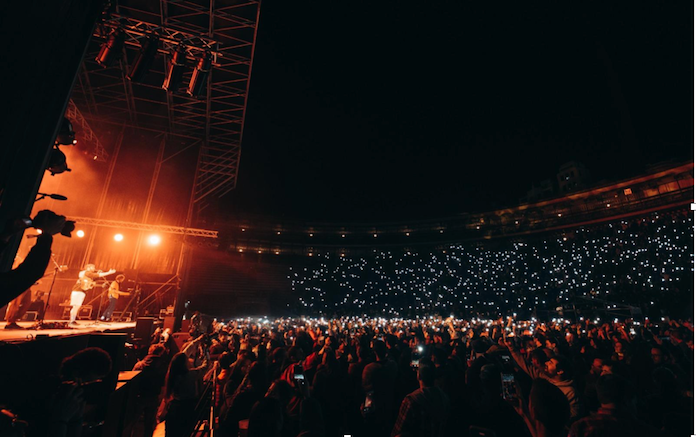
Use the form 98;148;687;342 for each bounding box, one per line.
70;264;115;325
101;274;129;322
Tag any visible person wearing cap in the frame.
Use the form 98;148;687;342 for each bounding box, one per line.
100;274;128;322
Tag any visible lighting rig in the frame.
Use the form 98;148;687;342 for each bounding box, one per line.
94;16;221;97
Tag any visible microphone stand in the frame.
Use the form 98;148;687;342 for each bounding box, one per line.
35;255;63;329
94;281;109;323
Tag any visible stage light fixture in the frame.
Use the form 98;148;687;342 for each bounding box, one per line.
114;233;124;242
76;230;85;238
127;35;159;82
55;118;76;146
187;51;212;97
47;147;71;175
148;234;161;246
162;46;187;93
96;29;126;68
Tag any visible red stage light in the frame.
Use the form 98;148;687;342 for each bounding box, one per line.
76;230;85;238
114;233;124;242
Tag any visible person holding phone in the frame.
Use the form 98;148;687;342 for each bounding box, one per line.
503;336;584;420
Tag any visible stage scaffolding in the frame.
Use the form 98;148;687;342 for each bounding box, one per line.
70;0;262;214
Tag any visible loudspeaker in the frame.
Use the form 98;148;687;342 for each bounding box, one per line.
134;317;155;342
112;311;132;322
79;305;92;320
22;311;38;321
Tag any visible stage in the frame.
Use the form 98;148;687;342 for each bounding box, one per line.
0;320;136;342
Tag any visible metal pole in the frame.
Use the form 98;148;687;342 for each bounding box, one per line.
132;134;167;269
82;127;125;268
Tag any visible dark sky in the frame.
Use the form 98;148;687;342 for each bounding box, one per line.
225;1;693;222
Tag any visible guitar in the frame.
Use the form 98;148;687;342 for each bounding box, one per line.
76;268;116;291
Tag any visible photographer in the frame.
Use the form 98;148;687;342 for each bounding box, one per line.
0;210;73;307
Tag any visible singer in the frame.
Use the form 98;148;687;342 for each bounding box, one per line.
70;264;115;325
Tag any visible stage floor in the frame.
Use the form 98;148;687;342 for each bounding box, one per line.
0;320;136;342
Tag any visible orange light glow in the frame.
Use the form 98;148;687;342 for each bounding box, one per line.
114;233;124;242
148;234;161;246
76;230;85;238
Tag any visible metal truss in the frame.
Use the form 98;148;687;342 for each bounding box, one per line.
69;216;219;238
70;0;261;212
66;100;109;162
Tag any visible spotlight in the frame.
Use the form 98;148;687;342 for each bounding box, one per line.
95;28;126;68
76;230;85;238
147;234;161;246
47;147;71;175
127;35;159;82
187;51;212;97
114;233;124;242
162;46;187;93
55;118;75;146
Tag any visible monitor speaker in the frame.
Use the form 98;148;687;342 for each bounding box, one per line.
134;317;155;342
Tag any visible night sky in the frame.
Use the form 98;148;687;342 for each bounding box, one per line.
226;2;693;222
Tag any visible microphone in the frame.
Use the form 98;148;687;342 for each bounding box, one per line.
36;193;68;201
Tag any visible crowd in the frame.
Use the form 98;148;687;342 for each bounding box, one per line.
124;314;694;437
290;210;693;319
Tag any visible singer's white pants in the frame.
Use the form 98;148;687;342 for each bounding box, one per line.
70;291;86;323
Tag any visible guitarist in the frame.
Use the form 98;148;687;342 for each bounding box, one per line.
69;264;115;325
